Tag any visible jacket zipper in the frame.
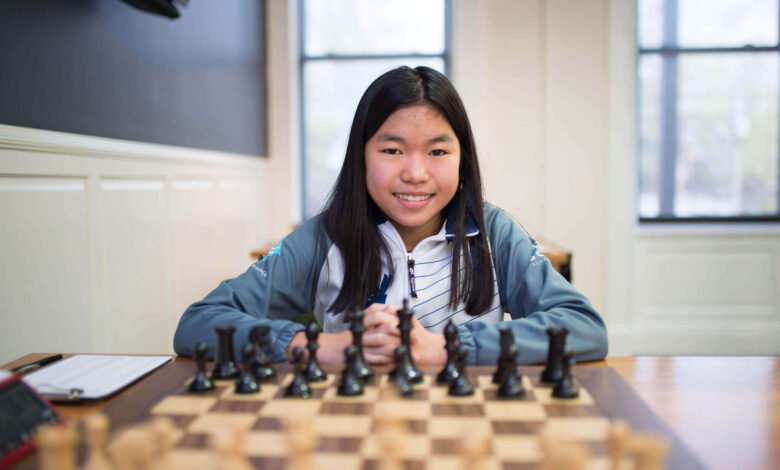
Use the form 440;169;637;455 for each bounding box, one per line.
407;253;418;298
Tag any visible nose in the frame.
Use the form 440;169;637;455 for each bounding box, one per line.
400;152;430;184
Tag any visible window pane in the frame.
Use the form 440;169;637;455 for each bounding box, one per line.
638;55;663;217
678;0;777;48
676;53;778;216
304;0;445;56
303;59;446;217
638;0;664;49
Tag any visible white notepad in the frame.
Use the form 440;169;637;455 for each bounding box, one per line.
23;355;172;401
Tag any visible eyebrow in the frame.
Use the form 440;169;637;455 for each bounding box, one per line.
374;133;454;144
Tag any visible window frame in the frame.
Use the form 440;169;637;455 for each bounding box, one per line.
636;0;780;224
297;0;452;219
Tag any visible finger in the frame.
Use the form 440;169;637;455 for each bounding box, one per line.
365;343;398;358
364;353;392;365
363;332;400;348
364;312;401;331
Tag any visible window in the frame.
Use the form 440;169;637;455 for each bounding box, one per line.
299;0;450;218
637;0;780;222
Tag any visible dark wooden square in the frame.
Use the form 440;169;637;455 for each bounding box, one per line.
431;403;485;417
252;416;283;431
379;388;429;401
320;402;374;415
272;386;326;400
316;436;363;453
362;459;425;470
482;389;534;401
175;432;209;449
208;399;265;413
491;420;543;435
154;414;198;429
543;405;601;418
248;456;285;470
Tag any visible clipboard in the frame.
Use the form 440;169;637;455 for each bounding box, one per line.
22;355;172;402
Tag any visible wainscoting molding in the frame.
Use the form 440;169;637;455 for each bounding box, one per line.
0;125;269;363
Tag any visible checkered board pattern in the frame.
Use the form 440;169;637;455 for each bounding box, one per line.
147;370;618;470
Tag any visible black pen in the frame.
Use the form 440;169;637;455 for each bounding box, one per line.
10;354;63;374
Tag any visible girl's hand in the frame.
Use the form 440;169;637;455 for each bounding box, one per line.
409;317;447;366
363;303;404;365
286;330;351;365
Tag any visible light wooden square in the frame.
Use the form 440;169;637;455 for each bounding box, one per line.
150;395;217;416
428;417;491;438
533;385;594;405
314;454;363;470
187;412;259;433
362;434;430;458
484;401;547;421
260;399;322;417
428;386;484;403
492;435;541;461
314;415;372;437
374;401;431;419
545;417;610;441
169;449;217;469
243;431;288;456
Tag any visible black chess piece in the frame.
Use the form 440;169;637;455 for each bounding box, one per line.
284;347;312;398
552;349;580;399
540;327;569;385
235;344;260;394
211;325;240;380
392;346;414;397
396;298;423;384
436;320;460;385
337;345;365;396
249;325;276;382
497;344;525;399
188;342;215;393
304;322;327;382
448;344;474;396
493;325;515;384
347;310;375;384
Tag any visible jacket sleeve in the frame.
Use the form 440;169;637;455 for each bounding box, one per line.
456;205;608;365
173;217;329;363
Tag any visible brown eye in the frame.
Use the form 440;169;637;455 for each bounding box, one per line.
430;149;448;156
382;149;402;155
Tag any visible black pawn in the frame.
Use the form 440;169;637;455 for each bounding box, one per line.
235;344;260;394
497;344;525;399
189;342;215;393
211;325;240;380
304;323;327;382
284;347;312;398
396;299;423;384
552;349;579;399
249;325;276;382
540;327;569;385
392;346;414;397
337;345;364;396
448;344;474;396
347;309;375;384
493;326;515;384
436;320;460;385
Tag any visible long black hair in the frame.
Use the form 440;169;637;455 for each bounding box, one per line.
320;66;494;317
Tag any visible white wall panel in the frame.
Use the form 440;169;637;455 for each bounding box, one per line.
0;124;269;364
98;178;170;354
0;176;92;360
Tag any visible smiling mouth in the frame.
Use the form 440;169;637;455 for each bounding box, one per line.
394;193;432;202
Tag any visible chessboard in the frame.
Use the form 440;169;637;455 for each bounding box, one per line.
44;360;705;470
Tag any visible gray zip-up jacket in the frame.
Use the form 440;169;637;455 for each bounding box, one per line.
173;203;608;364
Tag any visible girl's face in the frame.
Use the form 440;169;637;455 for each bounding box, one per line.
365;105;460;250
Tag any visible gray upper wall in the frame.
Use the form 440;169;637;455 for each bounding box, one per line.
0;0;266;156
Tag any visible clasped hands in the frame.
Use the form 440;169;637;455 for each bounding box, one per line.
286;303;446;366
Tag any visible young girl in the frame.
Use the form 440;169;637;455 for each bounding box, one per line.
174;66;607;365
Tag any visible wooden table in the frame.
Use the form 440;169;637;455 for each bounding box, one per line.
4;355;779;470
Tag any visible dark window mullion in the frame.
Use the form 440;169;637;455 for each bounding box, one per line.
659;0;679;216
776;0;780;214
